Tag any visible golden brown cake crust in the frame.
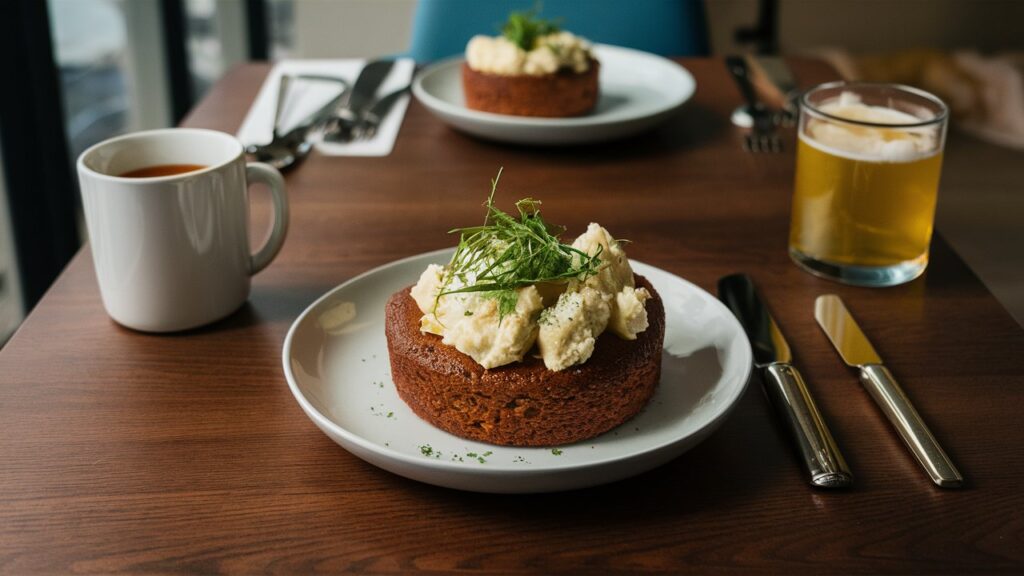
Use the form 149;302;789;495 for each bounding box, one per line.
461;59;600;118
385;275;665;447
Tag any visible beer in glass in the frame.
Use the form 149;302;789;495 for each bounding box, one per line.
789;83;948;286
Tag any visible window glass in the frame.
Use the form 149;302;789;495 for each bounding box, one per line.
185;0;224;98
0;136;21;343
47;0;131;161
268;0;296;59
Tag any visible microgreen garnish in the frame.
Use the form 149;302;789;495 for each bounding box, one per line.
435;169;602;321
501;8;561;51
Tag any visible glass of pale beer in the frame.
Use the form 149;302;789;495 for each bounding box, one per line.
789;82;948;286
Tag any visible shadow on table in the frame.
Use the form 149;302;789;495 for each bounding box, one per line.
455;101;726;162
391;382;795;522
923;234;988;293
119;283;332;338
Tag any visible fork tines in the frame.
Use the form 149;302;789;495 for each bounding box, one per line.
743;133;783;153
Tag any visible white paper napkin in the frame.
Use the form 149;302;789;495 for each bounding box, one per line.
236;58;415;157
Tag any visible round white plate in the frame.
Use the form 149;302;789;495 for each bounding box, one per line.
282;250;751;493
412;44;696;145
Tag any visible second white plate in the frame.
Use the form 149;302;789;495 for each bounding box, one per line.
282;250;752;493
412;44;696;145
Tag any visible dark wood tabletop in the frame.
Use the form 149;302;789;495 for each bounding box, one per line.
2;58;1023;574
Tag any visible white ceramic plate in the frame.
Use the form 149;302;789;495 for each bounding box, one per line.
412;44;696;145
282;250;751;493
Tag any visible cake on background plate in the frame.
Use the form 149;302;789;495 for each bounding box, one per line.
462;10;600;117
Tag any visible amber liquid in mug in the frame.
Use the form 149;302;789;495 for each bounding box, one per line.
119;164;207;178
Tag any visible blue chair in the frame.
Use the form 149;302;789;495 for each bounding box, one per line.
408;0;709;63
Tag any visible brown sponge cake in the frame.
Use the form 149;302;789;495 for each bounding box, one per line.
385;275;665;447
461;59;600;118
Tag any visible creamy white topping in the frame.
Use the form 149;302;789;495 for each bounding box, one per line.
411;264;543;369
443;286;542;369
536;286;609;371
411;223;650;372
465;31;592;77
571;223;651;340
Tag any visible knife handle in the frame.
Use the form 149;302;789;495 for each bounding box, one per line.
725;55;763;112
859;364;964;488
763;363;853;488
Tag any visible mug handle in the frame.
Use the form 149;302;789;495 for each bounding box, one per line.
245;162;289;275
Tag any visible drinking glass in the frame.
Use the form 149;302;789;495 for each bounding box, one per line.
788;82;948;286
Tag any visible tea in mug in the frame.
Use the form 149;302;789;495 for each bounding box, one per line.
120;164;207;178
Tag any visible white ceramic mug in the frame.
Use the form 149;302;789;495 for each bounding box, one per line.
77;128;289;332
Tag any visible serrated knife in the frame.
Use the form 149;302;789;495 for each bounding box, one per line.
719;274;852;488
814;294;963;488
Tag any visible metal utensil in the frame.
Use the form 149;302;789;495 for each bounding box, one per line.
245;75;304;169
271;74;292;139
814;294;964;488
726;55;783;153
719;274;853;488
752;56;799;127
323;59;396;143
245;75;351;171
246;126;311;171
353;85;410;141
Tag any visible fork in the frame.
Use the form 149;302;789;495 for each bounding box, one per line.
351;86;410;141
726;56;783;153
746;107;783;153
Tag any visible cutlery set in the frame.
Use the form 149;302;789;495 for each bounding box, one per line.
320;60;398;143
719;274;963;489
246;59;410;171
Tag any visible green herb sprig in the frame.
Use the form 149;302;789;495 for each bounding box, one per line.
436;169;602;319
501;9;561;51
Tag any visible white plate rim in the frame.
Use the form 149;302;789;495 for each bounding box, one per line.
282;249;752;488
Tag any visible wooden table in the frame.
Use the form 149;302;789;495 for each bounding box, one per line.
2;59;1023;574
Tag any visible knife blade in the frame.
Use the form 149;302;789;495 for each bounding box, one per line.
719;274;852;488
750;56;798;110
814;294;964;488
344;59;396;117
322;59;396;142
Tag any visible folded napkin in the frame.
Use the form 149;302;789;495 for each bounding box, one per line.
236;58;415;157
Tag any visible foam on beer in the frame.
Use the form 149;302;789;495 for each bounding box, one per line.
801;92;938;163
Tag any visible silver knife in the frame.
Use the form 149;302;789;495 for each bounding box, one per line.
753;56;798;109
344;59;395;116
719;274;853;488
322;59;395;142
814;294;964;488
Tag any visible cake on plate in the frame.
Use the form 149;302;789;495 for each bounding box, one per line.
461;11;599;117
384;172;665;447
